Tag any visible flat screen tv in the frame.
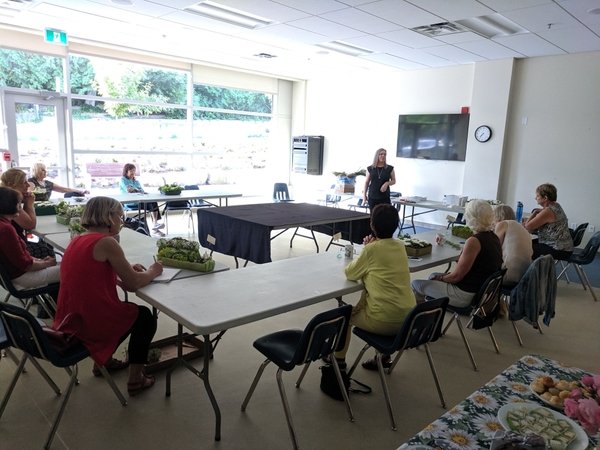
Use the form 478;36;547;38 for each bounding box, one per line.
396;113;470;161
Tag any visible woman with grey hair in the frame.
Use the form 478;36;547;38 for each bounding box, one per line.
493;205;532;286
411;199;502;308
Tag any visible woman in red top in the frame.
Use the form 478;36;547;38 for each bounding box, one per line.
54;196;163;396
0;187;59;288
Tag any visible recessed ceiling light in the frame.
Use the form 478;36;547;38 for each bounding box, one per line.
316;51;329;56
316;41;374;57
588;7;600;14
110;0;134;5
185;1;274;29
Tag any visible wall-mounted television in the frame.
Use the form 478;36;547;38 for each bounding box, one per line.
396;113;470;161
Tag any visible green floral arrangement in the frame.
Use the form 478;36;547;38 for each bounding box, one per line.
56;201;84;218
397;233;432;249
32;187;49;201
451;225;473;239
68;218;86;237
156;237;211;263
159;182;182;195
332;169;366;178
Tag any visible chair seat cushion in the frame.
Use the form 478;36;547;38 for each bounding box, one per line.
352;328;396;354
253;329;303;371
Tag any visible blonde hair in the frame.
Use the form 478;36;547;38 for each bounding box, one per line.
371;148;387;168
31;163;47;179
81;196;123;230
464;199;494;232
0;168;27;188
493;205;515;222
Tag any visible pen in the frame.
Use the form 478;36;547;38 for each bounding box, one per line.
153;256;156;263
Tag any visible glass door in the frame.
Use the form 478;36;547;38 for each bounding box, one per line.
3;92;69;184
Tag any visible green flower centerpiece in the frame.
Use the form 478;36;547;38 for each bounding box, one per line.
451;225;473;239
156;237;215;272
68;218;86;239
32;186;49;202
397;233;432;257
34;200;56;216
159;182;182;196
56;201;85;225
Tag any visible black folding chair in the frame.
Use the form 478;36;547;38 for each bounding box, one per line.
0;262;58;319
241;304;353;450
348;297;449;430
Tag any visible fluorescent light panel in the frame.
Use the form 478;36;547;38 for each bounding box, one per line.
185;1;274;30
316;40;374;57
456;14;528;38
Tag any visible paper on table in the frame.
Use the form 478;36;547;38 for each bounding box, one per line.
152;267;181;283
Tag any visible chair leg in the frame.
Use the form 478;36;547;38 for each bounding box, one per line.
44;364;79;450
241;359;271;411
276;368;300;450
99;366;127;406
0;353;28;419
347;343;370;378
374;353;397;431
331;357;354;422
578;266;598;301
164;209;169;235
441;313;456;336
455;316;478;371
294;361;311;388
486;326;500;354
556;260;571;283
424;343;446;408
2;347;20;365
502;295;524;346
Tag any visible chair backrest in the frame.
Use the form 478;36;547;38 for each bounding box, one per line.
0;262;24;298
273;183;291;201
1;302;89;369
293;304;352;367
469;268;507;329
570;223;589;247
572;231;600;265
63;192;84;198
391;297;449;352
184;185;199;190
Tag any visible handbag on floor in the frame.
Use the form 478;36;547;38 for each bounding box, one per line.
319;364;371;401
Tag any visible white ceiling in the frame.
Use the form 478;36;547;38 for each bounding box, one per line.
1;0;600;80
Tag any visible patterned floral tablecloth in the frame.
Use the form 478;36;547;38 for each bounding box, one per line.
399;354;599;450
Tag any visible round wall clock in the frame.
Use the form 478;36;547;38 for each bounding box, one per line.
475;125;492;142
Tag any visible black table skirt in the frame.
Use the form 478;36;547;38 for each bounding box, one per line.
197;203;370;264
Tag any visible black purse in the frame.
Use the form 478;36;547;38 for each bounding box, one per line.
319;364;371;401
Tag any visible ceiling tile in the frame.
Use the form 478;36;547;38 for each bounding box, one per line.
271;0;347;15
356;0;444;28
477;0;553;13
361;52;427;70
424;45;487;64
404;0;495;21
239;24;328;47
287;16;366;40
211;0;309;23
377;29;442;48
434;31;487;45
557;0;600;26
321;7;402;34
537;25;600;52
502;3;581;32
455;39;525;59
344;34;412;54
493;33;565;57
87;0;175;18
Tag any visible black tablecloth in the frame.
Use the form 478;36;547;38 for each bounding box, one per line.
197;203;370;264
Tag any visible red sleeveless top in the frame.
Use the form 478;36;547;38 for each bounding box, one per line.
54;233;138;366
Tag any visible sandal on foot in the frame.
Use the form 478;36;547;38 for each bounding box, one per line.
321;354;347;370
361;355;392;371
127;374;156;396
92;358;129;377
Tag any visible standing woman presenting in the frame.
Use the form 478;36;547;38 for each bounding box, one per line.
363;148;396;212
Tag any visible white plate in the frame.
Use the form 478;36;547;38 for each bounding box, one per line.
497;403;588;450
529;381;565;410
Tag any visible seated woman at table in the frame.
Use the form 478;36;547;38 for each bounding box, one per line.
119;163;164;237
0;187;60;290
53;196;163;395
524;183;573;260
493;205;533;287
1;167;37;237
411;199;502;308
28;162;88;199
328;204;415;371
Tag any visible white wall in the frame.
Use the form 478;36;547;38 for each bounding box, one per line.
298;51;600;244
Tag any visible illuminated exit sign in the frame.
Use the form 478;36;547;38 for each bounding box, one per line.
44;29;68;45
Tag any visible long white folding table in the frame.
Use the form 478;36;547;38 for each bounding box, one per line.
135;251;363;441
110;187;242;208
406;230;462;272
393;199;465;234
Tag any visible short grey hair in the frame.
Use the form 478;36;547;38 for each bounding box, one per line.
493;205;515;222
81;196;123;230
31;163;47;179
464;199;494;233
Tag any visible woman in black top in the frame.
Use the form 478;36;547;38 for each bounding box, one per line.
363;148;396;212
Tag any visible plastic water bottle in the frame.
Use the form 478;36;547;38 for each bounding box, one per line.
515;201;523;223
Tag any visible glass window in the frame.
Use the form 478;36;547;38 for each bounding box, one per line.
0;49;64;91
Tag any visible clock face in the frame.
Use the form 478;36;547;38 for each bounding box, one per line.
475;125;492;142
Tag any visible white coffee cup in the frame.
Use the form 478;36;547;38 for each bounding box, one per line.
435;233;446;245
344;244;356;258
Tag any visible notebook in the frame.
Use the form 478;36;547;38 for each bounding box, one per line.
152;267;181;283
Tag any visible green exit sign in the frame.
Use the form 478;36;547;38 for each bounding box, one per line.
44;29;68;45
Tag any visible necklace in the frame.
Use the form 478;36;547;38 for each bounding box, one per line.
376;166;384;179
